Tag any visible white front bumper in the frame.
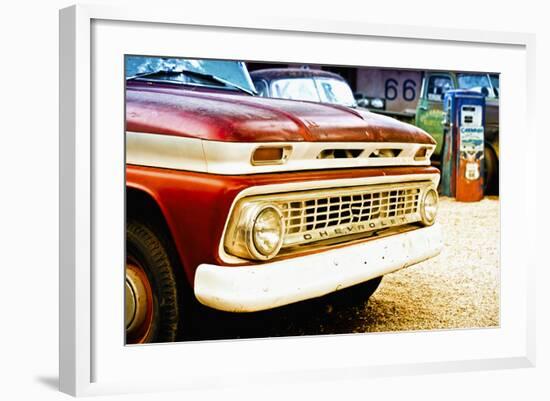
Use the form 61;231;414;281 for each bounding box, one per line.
194;224;443;312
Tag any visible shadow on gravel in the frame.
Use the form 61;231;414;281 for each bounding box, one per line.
177;285;375;342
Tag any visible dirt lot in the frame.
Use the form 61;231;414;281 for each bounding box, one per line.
183;197;500;341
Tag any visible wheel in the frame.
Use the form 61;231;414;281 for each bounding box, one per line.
125;221;180;344
484;146;499;195
326;276;383;307
348;276;383;301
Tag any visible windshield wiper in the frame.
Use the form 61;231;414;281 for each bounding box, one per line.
127;68;256;96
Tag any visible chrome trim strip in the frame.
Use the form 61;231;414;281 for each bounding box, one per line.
126;131;435;175
126;132;207;172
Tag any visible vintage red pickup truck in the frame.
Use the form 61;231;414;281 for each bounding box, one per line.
124;57;443;344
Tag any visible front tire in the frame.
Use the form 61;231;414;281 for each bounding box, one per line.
326;276;383;307
346;276;383;302
125;221;179;344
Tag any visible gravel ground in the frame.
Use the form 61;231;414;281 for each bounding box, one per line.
184;197;500;341
354;196;500;333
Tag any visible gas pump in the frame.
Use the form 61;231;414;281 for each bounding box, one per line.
440;90;485;202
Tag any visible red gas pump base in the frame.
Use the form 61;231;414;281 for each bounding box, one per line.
456;159;484;202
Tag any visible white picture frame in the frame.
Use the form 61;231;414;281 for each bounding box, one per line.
59;4;536;397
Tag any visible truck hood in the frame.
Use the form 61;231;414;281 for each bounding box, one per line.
126;83;435;145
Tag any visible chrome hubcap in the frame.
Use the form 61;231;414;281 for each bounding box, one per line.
125;262;154;343
125;279;136;328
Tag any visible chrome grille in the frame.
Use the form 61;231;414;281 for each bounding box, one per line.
277;181;429;247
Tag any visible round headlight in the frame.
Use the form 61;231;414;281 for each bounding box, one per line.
420;188;439;226
251;206;284;259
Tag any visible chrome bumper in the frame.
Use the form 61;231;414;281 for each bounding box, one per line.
194;224;443;312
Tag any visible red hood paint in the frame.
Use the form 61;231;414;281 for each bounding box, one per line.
126;82;435;144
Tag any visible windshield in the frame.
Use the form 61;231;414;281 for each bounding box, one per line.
270;77;356;107
271;78;319;102
315;78;356;107
457;73;496;98
125;56;255;93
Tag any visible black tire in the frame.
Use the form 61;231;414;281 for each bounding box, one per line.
484;146;499;195
357;276;383;300
126;221;179;344
326;276;383;307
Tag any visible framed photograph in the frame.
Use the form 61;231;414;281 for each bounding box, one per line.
59;4;535;396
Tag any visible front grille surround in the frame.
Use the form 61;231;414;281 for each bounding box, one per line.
224;180;436;260
280;181;426;247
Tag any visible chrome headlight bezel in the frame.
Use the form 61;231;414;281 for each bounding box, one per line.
420;187;439;226
224;202;285;261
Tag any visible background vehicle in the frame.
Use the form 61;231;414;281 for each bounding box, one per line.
125;56;443;344
250;68;357;107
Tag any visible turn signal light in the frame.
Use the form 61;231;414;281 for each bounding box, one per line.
251;146;291;165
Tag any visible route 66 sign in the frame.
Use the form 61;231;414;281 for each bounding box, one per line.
465;162;480;180
460;127;484;181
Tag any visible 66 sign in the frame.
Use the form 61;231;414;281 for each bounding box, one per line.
385;78;417;102
356;69;422;114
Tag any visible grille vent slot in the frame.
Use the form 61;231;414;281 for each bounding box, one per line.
369;148;402;158
317;149;364;159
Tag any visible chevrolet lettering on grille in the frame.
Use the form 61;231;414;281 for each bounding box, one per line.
300;215;413;242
